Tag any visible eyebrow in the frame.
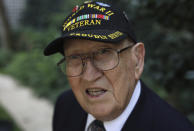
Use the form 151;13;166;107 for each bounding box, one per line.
65;44;116;55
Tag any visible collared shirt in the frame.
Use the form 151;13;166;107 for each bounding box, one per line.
85;80;141;131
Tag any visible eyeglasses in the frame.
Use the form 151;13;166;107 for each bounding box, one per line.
57;45;134;77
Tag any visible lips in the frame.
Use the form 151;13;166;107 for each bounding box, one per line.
86;88;107;97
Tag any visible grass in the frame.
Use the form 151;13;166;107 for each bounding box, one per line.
0;104;21;131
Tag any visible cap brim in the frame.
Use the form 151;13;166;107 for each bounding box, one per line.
44;29;128;56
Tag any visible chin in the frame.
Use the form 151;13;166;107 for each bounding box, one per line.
93;112;119;121
89;106;120;121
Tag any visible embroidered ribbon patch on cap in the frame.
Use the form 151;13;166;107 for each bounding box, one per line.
63;14;110;30
72;5;79;12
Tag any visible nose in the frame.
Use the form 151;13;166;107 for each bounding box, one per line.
82;59;103;81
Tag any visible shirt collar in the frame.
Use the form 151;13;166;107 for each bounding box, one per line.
85;80;141;131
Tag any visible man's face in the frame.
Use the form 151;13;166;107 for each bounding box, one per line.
64;39;145;121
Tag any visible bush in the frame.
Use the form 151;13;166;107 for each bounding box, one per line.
5;49;69;102
0;49;13;72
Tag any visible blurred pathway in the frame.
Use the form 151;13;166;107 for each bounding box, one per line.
0;74;53;131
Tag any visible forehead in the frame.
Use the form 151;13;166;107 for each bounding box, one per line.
64;39;125;55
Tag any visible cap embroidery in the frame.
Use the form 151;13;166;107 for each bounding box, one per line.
96;2;111;7
69;31;124;40
63;5;85;26
70;33;108;39
87;3;114;16
108;31;123;39
64;19;102;32
63;14;110;31
72;5;79;12
84;1;92;4
123;11;129;21
87;3;107;12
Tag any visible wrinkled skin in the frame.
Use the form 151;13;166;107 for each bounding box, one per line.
64;39;145;121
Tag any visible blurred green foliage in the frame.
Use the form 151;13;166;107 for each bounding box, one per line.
0;49;13;72
4;49;67;101
0;0;193;123
128;0;194;121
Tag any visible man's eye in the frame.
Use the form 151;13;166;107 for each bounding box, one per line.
68;55;80;60
98;49;111;54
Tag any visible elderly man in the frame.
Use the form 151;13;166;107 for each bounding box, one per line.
44;1;194;131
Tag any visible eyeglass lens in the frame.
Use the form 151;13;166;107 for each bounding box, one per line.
59;48;119;77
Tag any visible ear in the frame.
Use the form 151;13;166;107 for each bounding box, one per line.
133;42;145;80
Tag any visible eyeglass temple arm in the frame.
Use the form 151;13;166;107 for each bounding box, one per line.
117;44;134;53
57;58;66;66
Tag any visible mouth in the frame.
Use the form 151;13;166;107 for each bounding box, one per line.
86;88;107;97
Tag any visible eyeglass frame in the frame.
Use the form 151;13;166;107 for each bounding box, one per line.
57;44;134;77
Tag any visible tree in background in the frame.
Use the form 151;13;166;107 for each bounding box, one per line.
0;0;12;50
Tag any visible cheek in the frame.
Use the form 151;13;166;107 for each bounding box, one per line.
108;58;136;87
105;59;136;103
68;78;81;94
68;77;87;106
68;78;77;88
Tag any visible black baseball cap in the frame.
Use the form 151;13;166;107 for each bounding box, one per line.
44;1;137;56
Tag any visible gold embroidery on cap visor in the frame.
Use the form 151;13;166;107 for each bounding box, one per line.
69;33;108;39
69;31;124;40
